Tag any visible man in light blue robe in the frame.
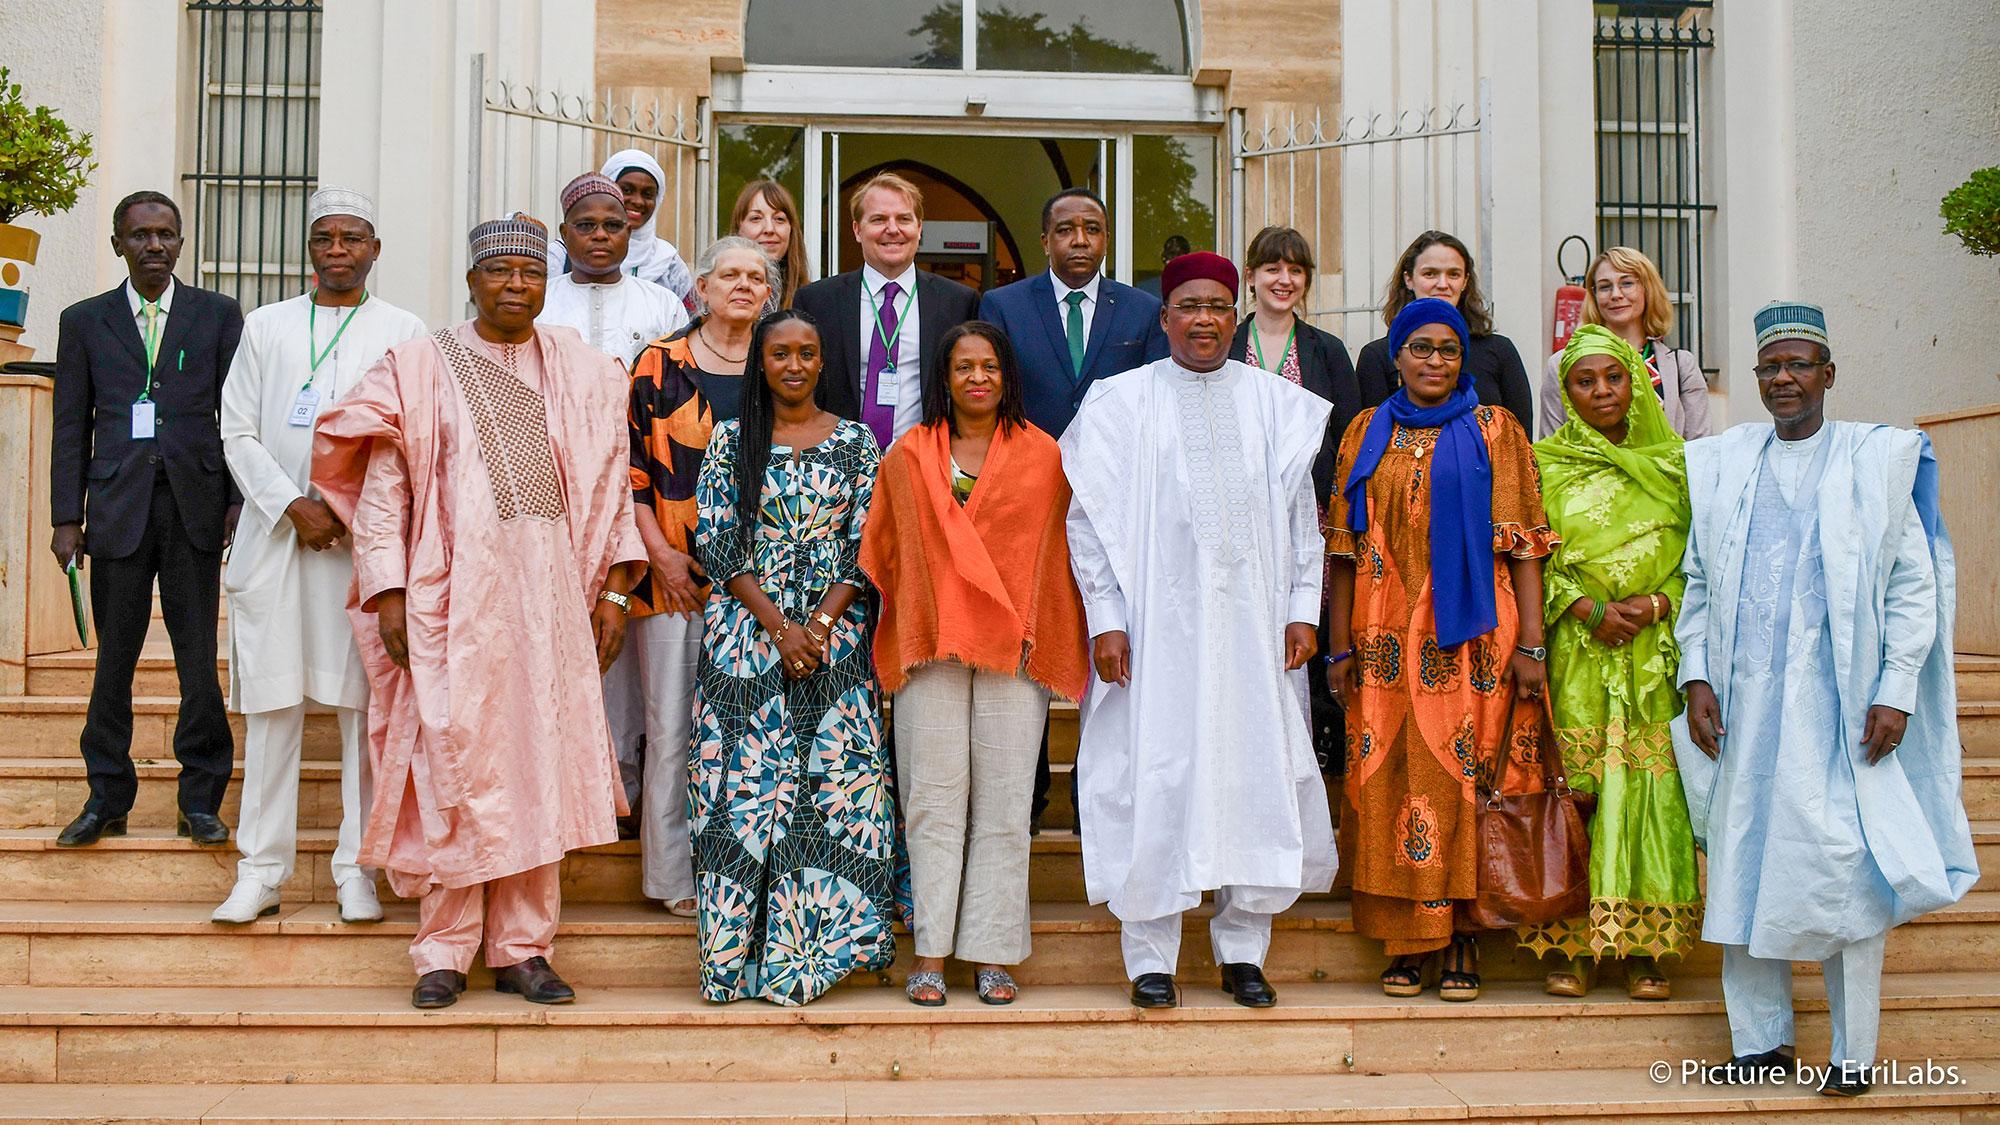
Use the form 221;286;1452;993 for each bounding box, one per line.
1673;301;1978;1097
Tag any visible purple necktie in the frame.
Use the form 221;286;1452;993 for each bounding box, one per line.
863;280;900;448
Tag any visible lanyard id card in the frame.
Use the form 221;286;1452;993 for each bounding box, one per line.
131;399;157;440
288;387;321;427
875;370;900;407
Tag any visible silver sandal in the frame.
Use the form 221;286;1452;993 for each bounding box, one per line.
975;967;1017;1005
906;970;946;1007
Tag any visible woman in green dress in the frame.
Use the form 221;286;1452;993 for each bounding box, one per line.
1517;324;1702;1000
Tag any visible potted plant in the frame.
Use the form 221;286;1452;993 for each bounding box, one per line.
1940;166;2000;260
0;66;96;349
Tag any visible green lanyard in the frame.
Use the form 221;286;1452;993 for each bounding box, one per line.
867;279;918;362
303;290;369;394
138;298;164;401
1251;319;1296;373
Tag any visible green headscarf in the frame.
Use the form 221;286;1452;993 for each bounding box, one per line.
1537;325;1688;521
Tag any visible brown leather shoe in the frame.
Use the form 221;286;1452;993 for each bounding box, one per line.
411;969;466;1009
493;956;575;1004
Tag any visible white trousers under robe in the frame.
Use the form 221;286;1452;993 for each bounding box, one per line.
235;703;370;889
410;861;562;974
1722;933;1887;1067
603;638;646;808
1119;886;1274;979
634;611;701;902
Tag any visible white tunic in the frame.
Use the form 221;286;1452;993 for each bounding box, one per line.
537;272;688;370
222;293;427;714
1061;358;1338;922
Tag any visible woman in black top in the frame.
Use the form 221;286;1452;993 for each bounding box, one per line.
1351;230;1533;430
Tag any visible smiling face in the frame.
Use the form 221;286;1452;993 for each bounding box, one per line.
696;246;774;328
1563;353;1634;437
560;194;631;279
853;186;921;275
307;214;380;295
761;317;823;410
1755;338;1835;429
114;202;182;291
1162;277;1237;372
948;333;1004;424
1405;243;1467;306
1395;324;1464;407
466;253;548;335
1042;195;1108;290
1590;262;1646;335
1251;258;1309;317
736;190;793;262
615;169;658;230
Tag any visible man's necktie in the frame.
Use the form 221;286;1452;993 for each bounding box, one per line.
1065;290;1087;377
142;301;162;371
863;280;900;448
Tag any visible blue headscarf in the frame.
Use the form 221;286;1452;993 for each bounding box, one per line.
1341;297;1495;649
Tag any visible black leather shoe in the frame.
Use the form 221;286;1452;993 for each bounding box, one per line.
177;811;229;846
494;955;575;1004
1705;1049;1797;1085
56;810;127;848
1130;972;1178;1009
1820;1064;1872;1097
1220;962;1277;1007
411;969;467;1009
615;814;640;840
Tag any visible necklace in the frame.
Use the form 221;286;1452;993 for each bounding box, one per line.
697;323;748;364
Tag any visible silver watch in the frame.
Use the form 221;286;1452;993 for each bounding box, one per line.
1515;644;1548;662
598;589;631;610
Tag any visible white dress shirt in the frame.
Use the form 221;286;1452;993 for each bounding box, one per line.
125;277;178;362
1051;269;1100;353
860;262;924;440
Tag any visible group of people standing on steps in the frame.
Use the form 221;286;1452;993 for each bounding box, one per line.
46;157;1976;1099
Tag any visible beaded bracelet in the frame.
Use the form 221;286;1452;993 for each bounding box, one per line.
1585;599;1607;631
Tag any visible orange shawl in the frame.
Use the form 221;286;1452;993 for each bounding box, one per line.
860;419;1089;701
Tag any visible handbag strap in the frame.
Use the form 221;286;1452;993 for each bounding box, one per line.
1482;691;1571;805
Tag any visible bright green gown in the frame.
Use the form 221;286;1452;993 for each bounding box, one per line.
1517;328;1702;961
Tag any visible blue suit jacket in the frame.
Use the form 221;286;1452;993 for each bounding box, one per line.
979;273;1168;439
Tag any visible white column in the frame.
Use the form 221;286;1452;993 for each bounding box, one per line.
1478;0;1544;378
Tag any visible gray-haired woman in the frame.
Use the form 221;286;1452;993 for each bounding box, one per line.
627;234;776;913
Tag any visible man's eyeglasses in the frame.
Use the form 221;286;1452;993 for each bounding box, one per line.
476;263;548;283
1169;301;1236;317
564;218;628;236
1400;341;1463;361
1751;359;1826;381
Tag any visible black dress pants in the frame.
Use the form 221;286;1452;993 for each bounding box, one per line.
80;478;232;817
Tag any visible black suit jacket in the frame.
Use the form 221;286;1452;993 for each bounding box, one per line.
794;268;981;423
51;282;244;559
1230;315;1373;506
978;273;1170;438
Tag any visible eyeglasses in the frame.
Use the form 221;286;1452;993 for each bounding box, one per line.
475;262;548;283
564;218;628;236
1169;301;1236;317
1401;341;1463;361
1751;359;1827;380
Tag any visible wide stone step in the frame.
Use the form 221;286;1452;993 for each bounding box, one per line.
4;1065;2000;1121
1968;757;2000;819
0;758;348;831
0;974;1993;1084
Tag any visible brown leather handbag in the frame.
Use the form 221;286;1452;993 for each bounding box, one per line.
1466;693;1594;930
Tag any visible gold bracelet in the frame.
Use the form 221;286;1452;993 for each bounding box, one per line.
804;625;828;648
812;610;837;631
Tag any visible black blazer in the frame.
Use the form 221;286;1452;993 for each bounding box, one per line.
1353;330;1534;433
51;282;244;559
794;268;981;424
1229;316;1373;506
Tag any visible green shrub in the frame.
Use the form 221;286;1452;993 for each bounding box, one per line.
0;67;96;225
1941;166;2000;258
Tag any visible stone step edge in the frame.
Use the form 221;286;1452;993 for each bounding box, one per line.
0;826;1085;855
0;693;1075;717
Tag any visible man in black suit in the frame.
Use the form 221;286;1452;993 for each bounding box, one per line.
50;190;244;847
794;171;980;449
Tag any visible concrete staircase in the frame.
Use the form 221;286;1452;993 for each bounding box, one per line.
0;618;1995;1122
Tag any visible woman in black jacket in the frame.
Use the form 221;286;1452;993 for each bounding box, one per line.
1351;230;1533;430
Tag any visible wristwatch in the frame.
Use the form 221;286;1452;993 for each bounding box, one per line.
1515;644;1548;662
597;590;631;610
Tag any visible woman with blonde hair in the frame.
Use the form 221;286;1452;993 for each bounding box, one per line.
731;180;809;309
1537;246;1710;439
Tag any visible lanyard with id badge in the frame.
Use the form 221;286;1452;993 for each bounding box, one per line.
294;292;368;426
132;297;174;440
869;281;916;408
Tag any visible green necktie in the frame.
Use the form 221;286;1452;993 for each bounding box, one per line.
1065;290;1087;375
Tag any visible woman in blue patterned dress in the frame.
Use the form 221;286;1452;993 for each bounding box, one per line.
690;307;899;1005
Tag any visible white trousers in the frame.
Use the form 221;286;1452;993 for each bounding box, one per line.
235;703;370;889
893;661;1046;964
1722;932;1887;1067
604;634;647;808
1119;887;1274;979
634;612;702;902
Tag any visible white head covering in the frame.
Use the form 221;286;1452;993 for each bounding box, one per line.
597;148;680;286
307;186;376;229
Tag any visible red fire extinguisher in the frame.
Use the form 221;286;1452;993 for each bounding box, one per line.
1550;235;1591;354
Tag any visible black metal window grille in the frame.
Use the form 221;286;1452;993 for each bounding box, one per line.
185;0;321;310
1594;2;1715;374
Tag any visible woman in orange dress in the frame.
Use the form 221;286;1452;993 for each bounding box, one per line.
1326;297;1556;1002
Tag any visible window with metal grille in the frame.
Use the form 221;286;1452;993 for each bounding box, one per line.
184;0;321;311
1594;2;1715;375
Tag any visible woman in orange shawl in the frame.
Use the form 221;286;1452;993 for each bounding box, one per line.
860;321;1089;1008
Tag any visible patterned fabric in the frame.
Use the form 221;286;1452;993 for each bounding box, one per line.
628;326;716;616
1327;404;1555;956
561;172;622;214
434;329;564;522
308;186;374;227
948;456;976;506
689;418;904;1005
469;213;549;265
1278;335;1304;387
1752;299;1829;350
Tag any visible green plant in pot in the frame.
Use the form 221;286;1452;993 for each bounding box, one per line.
1940;166;2000;260
0;66;97;341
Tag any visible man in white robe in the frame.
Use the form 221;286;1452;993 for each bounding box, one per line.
536;172;688;830
212;188;426;924
1061;251;1336;1010
1675;301;1978;1096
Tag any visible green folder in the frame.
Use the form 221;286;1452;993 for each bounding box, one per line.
65;561;88;648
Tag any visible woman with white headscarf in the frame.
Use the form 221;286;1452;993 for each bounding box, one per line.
585;148;695;304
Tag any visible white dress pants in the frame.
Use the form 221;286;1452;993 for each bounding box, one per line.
893;661;1047;964
603;635;647;808
236;703;370;889
634;611;702;902
1119;887;1274;979
1722;932;1887;1067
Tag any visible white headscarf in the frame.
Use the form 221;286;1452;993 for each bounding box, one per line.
597;148;691;299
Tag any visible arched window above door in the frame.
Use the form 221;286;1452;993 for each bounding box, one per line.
744;0;1190;75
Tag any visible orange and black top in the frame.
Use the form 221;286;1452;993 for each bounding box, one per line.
627;325;717;617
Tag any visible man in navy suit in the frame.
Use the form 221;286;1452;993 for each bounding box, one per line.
979;187;1169;831
49;190;244;847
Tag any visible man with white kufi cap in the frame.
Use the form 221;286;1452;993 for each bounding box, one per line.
211;186;426;924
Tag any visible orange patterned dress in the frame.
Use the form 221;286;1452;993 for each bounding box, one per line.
1326;405;1556;955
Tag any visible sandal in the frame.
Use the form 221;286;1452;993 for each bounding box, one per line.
1438;935;1480;1002
1380;954;1427;998
664;898;698;918
975;967;1017;1005
906;970;946;1007
1544;954;1592;998
1627;956;1671;1001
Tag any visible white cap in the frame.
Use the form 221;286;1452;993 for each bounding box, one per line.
307;187;376;229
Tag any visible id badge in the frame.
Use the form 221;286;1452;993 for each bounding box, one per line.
130;400;157;440
874;363;900;407
288;388;321;427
